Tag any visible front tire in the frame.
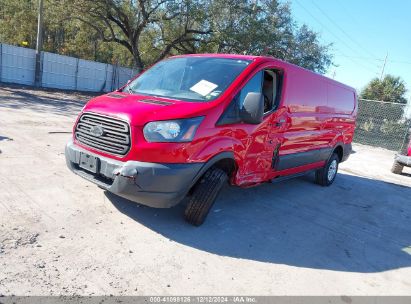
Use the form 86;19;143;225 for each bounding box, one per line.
315;153;339;186
391;160;403;174
184;167;228;226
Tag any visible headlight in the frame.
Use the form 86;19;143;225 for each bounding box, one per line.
143;117;204;142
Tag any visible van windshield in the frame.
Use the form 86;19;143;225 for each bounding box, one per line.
124;57;251;102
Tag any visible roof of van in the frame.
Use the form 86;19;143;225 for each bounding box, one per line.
172;53;258;60
171;53;356;92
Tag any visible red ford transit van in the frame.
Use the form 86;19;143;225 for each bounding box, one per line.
65;54;357;226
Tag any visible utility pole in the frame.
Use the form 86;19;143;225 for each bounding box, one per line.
379;52;388;80
34;0;44;87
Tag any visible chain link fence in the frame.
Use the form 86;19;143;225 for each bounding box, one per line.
354;98;411;152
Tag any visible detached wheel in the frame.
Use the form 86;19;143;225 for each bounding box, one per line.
315;153;339;186
184;167;228;226
391;160;403;174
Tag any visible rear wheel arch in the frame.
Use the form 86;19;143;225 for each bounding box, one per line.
315;152;339;186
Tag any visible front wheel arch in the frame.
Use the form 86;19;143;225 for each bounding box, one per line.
188;152;236;193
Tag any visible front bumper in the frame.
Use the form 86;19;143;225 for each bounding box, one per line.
65;140;204;208
395;154;411;167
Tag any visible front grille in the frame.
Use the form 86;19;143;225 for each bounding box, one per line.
75;113;131;156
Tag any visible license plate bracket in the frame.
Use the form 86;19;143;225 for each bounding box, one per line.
79;152;99;174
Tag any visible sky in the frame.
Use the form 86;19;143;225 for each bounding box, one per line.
288;0;411;100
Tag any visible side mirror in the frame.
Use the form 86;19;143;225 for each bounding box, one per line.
240;92;264;124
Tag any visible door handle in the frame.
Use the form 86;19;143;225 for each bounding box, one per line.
275;119;286;127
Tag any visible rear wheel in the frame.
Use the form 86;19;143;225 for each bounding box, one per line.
184;167;228;226
391;160;403;174
315;153;339;186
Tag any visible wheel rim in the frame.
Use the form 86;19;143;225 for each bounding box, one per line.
327;160;337;181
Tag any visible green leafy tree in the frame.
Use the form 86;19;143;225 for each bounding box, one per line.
204;0;332;73
0;0;142;65
55;0;333;71
57;0;212;70
0;0;333;73
360;74;408;104
356;75;409;151
0;0;38;48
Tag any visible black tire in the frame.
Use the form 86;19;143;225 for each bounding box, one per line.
184;167;228;226
391;160;403;174
315;153;339;186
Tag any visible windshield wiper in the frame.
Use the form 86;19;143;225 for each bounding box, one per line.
126;86;134;94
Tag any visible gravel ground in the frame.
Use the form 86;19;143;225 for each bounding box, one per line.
0;84;410;296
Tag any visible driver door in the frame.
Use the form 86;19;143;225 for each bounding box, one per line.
231;70;281;185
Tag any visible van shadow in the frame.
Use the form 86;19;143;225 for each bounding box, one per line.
106;172;411;273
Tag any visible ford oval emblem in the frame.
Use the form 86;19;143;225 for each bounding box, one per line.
90;125;104;137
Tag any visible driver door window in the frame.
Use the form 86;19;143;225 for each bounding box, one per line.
218;69;281;125
238;71;263;109
262;70;278;113
238;69;279;114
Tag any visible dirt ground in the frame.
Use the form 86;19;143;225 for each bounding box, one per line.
0;84;411;296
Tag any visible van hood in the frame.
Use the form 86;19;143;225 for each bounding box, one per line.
82;92;219;126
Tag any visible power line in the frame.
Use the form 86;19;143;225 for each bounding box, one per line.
335;53;411;65
334;0;363;29
311;0;378;59
328;1;411;69
379;59;411;65
293;0;379;75
380;52;388;80
293;0;378;74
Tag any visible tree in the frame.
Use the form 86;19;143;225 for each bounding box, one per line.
204;0;332;73
0;0;118;61
57;0;212;70
59;0;332;71
0;0;333;72
360;74;408;104
356;75;409;151
0;0;38;48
